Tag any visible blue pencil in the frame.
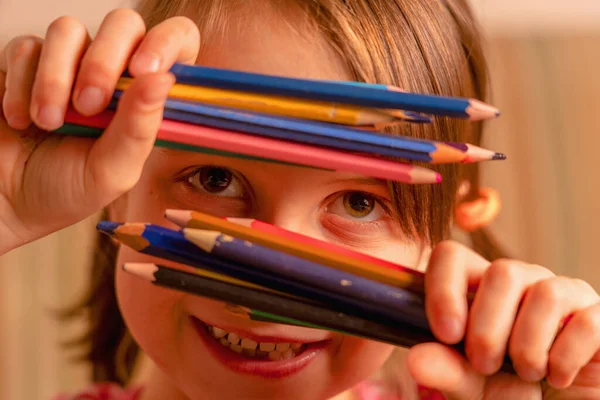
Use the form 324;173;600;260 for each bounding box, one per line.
139;63;499;120
97;221;429;329
182;229;428;329
108;96;466;163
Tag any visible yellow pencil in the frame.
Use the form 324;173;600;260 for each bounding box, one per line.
117;77;401;126
165;209;419;289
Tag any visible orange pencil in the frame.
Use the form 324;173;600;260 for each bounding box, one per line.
165;209;420;290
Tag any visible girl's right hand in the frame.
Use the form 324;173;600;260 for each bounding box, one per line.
0;9;200;255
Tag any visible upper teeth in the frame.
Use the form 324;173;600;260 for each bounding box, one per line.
207;325;305;360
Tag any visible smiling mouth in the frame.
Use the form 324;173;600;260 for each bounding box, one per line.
202;322;309;360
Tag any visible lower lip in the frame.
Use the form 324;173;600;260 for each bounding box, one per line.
191;317;328;379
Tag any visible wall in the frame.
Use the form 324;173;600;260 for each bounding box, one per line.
0;0;599;398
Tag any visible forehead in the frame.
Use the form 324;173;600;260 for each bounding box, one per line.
193;4;353;81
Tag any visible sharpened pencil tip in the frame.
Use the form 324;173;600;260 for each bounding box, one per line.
123;263;158;282
96;220;122;234
492;152;507;160
165;209;191;228
436;173;442;183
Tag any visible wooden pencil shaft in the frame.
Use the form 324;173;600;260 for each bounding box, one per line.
173;211;419;289
114;223;426;328
186;230;428;329
149;263;516;374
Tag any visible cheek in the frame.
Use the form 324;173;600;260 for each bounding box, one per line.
332;337;395;389
115;246;185;368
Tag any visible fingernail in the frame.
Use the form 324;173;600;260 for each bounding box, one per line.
77;86;105;114
6;115;31;129
131;52;161;74
36;105;63;129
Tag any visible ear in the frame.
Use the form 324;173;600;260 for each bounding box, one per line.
454;187;501;232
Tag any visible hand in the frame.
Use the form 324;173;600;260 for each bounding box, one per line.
0;10;200;255
406;241;600;400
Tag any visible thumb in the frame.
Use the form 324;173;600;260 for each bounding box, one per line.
406;343;539;400
84;71;174;201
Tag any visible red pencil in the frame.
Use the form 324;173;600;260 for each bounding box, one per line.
63;108;441;185
225;217;426;292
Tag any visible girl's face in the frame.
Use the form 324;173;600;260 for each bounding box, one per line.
115;9;429;400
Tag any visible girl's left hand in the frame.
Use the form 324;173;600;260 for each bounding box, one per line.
406;241;600;400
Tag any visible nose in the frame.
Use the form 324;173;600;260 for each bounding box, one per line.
253;205;314;237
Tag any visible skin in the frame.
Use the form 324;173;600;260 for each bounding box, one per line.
1;7;600;400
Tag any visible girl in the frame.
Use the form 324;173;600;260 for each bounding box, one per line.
1;1;599;399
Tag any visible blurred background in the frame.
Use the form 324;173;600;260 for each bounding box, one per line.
0;0;599;398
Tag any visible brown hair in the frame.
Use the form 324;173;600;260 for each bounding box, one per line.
66;0;507;395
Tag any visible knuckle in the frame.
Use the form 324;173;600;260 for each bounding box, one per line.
3;98;26;117
526;263;555;279
34;77;71;102
574;309;600;334
548;350;576;378
78;57;114;85
530;278;566;305
486;259;522;284
47;16;86;38
571;278;596;295
7;36;41;63
512;348;546;372
468;333;497;358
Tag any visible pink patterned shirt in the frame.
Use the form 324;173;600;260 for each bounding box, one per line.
54;381;445;400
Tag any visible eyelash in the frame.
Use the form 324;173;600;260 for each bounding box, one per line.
174;166;252;215
325;191;393;221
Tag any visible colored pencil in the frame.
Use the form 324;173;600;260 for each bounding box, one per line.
98;221;427;328
63;109;441;185
107;96;470;164
164;210;420;289
154;63;500;120
123;262;516;374
182;229;429;329
220;217;480;298
117;78;403;126
54;123;319;169
222;217;426;292
445;142;506;162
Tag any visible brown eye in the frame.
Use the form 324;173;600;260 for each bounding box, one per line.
200;167;232;193
188;166;244;197
343;192;375;218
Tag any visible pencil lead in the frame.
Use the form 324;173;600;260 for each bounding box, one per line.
492;152;507;160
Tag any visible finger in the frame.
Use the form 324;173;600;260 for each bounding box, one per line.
466;260;553;376
509;277;597;382
425;241;489;344
545;301;600;388
30;17;90;130
407;343;540;400
1;36;43;129
72;9;146;116
84;72;174;203
128;16;200;75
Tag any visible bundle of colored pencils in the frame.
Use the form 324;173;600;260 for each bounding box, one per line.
55;63;505;185
98;209;514;374
60;64;513;370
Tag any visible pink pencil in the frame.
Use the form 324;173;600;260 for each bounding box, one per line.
63;109;441;185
